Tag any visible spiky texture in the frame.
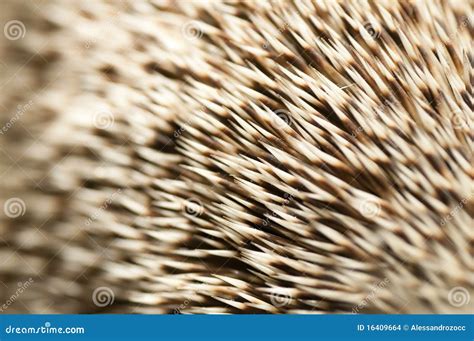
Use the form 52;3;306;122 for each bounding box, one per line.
0;0;472;314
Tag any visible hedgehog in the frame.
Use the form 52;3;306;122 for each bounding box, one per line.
0;0;472;314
